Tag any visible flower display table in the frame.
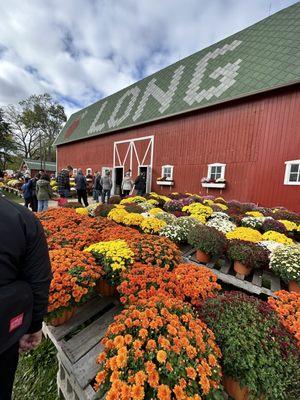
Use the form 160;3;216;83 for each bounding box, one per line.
43;295;122;400
180;244;283;297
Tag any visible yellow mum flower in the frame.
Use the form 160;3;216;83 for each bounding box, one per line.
76;207;89;216
278;220;298;232
262;231;293;245
226;227;262;242
245;211;264;217
140;217;166;234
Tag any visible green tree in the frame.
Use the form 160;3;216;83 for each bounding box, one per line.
4;93;67;162
0;109;16;170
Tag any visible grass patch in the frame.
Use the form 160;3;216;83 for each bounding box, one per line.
14;339;59;400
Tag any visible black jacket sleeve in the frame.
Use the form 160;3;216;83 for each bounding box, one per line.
22;214;52;333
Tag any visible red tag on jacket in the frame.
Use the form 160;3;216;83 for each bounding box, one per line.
9;313;24;332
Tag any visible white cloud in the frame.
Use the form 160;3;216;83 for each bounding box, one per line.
0;0;297;117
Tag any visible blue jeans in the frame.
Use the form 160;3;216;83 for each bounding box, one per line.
93;189;101;202
101;189;111;204
38;200;49;212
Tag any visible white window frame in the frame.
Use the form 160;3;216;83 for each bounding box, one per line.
161;165;174;180
73;168;78;175
284;160;300;185
86;167;92;175
207;163;226;180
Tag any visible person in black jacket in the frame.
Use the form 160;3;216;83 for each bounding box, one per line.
134;172;147;196
57;165;72;198
0;197;51;400
75;169;89;207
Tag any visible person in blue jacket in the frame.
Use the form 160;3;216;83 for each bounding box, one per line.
21;177;32;208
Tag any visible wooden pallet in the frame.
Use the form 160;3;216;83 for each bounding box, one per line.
181;245;283;297
43;295;122;400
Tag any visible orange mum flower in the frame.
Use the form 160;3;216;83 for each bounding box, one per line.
158;384;171;400
131;384;144;400
157;350;167;363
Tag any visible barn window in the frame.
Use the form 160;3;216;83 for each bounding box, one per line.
284;160;300;185
207;163;226;181
73;168;78;175
162;165;174;180
86;168;92;176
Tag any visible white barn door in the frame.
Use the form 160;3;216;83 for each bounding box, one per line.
113;136;154;194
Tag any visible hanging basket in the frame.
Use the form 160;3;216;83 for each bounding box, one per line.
48;307;77;327
96;279;117;297
195;250;211;264
233;261;252;276
288;280;300;293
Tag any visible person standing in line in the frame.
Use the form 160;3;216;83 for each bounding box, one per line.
75;169;89;207
21;177;32;208
28;174;40;212
0;196;51;400
100;170;112;203
36;174;53;212
121;171;134;197
56;165;72;198
134;172;147;196
93;171;102;203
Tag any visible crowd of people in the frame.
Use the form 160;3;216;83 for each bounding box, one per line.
57;166;147;206
4;165;147;210
21;173;53;212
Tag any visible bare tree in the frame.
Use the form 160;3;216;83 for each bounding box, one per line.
4;104;40;159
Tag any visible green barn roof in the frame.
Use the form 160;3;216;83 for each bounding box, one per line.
23;159;56;172
55;3;300;146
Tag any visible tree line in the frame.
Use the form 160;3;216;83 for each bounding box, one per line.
0;93;67;170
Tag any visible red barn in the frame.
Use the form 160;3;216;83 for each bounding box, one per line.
55;4;300;211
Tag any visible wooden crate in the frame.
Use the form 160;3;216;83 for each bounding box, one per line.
181;245;283;297
43;295;122;400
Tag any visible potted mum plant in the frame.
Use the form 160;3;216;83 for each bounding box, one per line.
227;239;270;276
94;296;224;399
198;292;300;400
188;225;227;263
85;239;134;296
269;246;300;293
47;248;102;326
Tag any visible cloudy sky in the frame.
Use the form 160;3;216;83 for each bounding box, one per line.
0;0;297;117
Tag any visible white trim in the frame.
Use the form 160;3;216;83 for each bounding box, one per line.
132;142;141;165
207;163;226;180
141;140;152;166
86;167;92;175
202;182;226;189
161;165;174;180
285;159;300;164
156;180;174;186
113;135;154;145
284;159;300;185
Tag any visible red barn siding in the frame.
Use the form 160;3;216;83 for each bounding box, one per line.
58;86;300;212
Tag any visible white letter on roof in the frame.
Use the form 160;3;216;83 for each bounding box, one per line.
184;40;242;106
108;87;140;128
87;101;107;134
132;65;185;122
